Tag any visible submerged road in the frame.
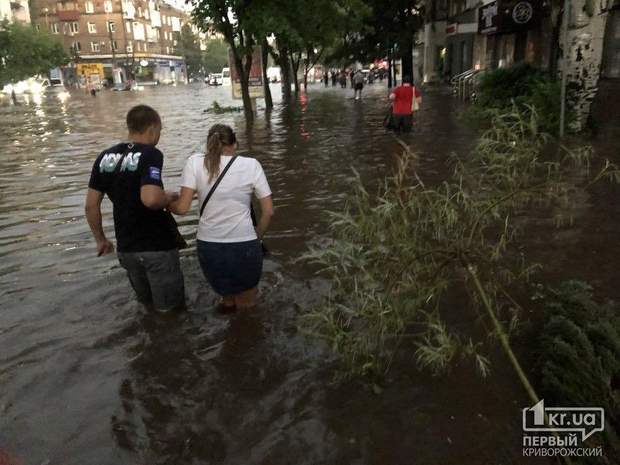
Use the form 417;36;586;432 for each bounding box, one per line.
4;81;615;464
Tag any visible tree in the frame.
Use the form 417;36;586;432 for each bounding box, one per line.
174;24;204;79
0;20;68;87
257;0;367;94
203;38;229;74
329;0;423;86
192;0;258;121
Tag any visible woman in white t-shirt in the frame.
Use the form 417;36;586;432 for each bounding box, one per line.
170;124;274;310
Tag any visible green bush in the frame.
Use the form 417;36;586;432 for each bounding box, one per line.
472;64;570;135
536;281;620;453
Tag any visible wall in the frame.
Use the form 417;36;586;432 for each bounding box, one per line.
562;0;611;131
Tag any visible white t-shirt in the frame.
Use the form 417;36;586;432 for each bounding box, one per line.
180;154;272;243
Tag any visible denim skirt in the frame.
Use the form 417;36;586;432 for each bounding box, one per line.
196;239;263;296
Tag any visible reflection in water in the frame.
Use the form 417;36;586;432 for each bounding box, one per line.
0;84;543;464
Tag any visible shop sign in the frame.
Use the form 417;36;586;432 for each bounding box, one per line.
479;0;541;34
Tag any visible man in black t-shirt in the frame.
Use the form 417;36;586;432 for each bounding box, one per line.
85;105;185;311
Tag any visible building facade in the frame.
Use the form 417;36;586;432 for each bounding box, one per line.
1;0;31;23
32;0;191;85
421;0;619;130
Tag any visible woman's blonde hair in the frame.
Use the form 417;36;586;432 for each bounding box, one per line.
205;124;236;182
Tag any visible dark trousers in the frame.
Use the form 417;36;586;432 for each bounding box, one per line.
392;113;413;133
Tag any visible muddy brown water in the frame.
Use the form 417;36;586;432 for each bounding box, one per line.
1;82;602;464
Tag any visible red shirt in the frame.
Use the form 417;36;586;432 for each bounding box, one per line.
392;84;418;115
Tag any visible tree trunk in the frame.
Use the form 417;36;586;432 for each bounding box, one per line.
387;47;393;88
400;38;414;83
274;36;292;100
232;49;254;122
290;51;301;93
261;39;273;110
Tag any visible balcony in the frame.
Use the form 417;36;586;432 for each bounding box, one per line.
58;9;80;21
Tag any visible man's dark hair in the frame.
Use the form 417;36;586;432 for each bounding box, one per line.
402;75;412;84
126;105;161;133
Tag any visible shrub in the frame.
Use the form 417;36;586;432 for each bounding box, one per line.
301;105;618;412
536;281;620;454
471;64;570;135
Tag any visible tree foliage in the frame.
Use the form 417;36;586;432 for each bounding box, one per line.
174;24;204;78
536;280;620;453
328;0;423;77
203;38;229;74
0;20;68;87
191;0;258;119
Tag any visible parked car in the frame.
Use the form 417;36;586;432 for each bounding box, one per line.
206;73;223;86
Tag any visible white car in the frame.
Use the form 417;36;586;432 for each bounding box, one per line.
206;73;223;86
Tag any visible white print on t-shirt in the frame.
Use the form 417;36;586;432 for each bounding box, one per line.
99;152;142;173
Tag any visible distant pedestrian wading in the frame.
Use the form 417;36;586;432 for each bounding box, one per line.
353;70;365;100
385;76;422;133
170;124;274;310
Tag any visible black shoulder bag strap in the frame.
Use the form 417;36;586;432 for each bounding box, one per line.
199;156;237;218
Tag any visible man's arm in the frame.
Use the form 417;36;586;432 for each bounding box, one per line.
139;148;178;210
84;188;114;256
140;185;177;210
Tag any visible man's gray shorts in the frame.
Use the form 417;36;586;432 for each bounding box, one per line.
118;249;185;311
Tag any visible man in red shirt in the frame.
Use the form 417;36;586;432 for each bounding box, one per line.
389;76;421;133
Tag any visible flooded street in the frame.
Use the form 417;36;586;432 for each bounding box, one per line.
0;82;581;464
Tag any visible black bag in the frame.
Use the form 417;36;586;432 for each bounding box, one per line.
383;106;395;129
165;210;188;250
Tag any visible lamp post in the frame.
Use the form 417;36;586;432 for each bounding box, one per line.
559;0;570;138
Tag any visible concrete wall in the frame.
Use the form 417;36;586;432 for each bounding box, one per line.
562;0;611;131
423;21;447;82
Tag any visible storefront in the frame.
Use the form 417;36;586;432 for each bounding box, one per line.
478;0;550;70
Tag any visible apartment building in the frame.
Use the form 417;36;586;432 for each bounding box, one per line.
33;0;190;84
1;0;31;23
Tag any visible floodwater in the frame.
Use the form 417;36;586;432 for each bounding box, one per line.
0;82;585;464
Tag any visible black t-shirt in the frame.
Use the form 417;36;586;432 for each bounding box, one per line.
88;142;177;253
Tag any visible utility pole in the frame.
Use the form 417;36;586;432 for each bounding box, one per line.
559;0;570;138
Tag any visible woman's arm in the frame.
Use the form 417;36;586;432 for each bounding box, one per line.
255;195;274;240
168;187;195;215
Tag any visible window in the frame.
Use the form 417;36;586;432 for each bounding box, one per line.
166;46;169;54
107;20;115;32
104;0;113;13
91;41;101;52
85;1;94;13
72;41;81;52
51;23;59;33
35;24;40;31
126;41;133;52
88;22;96;33
144;8;149;19
70;22;79;33
111;40;118;50
125;20;131;32
138;6;142;16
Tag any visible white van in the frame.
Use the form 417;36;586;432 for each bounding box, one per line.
221;67;231;86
